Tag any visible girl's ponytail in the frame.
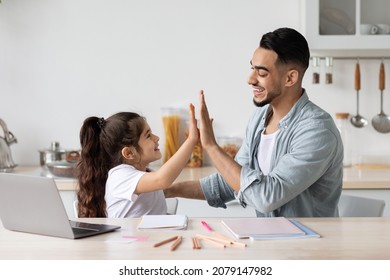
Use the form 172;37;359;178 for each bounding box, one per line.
77;116;108;218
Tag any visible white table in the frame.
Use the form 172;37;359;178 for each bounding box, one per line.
1;217;390;260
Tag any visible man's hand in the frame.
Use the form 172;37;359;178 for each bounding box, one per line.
198;90;242;191
199;90;217;151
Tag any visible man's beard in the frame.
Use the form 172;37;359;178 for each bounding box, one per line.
252;88;281;107
253;98;270;107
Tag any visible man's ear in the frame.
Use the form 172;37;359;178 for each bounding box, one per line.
285;69;299;87
121;147;135;160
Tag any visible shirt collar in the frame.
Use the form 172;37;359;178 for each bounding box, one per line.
278;89;309;129
258;89;309;131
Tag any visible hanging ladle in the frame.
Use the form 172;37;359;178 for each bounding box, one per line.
372;60;390;133
350;60;368;128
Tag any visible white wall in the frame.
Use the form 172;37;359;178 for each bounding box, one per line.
0;0;389;167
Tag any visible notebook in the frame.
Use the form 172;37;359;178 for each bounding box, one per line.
0;173;120;239
137;214;188;230
221;217;319;239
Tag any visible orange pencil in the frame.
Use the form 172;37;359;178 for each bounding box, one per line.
170;236;182;251
191;237;197;249
197;234;246;248
212;232;235;243
192;237;201;249
153;235;178;248
197;236;226;248
196;234;231;245
231;241;247;248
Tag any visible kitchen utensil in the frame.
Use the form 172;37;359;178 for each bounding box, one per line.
372;61;390;133
350;61;368;128
39;142;66;167
0;118;17;172
46;161;77;178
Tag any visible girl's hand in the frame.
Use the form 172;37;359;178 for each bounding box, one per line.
187;103;199;144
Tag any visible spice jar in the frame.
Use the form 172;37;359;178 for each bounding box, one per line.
325;57;333;84
312;57;320;84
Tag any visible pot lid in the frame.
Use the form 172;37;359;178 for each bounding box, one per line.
39;141;67;153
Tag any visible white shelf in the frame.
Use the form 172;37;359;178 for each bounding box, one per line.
302;0;390;57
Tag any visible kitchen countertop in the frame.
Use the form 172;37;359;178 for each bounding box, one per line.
8;165;390;191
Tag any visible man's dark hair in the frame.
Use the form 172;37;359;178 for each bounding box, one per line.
260;27;310;71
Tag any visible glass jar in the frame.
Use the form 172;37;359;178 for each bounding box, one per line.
325;57;333;84
161;107;181;163
217;136;242;159
312;57;320;84
335;112;351;167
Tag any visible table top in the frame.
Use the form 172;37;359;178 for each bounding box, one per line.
1;217;390;260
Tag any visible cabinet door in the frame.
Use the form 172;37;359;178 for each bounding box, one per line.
302;0;390;56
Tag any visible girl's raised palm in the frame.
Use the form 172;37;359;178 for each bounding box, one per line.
187;103;199;144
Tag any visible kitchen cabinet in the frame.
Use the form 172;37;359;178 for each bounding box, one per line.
302;0;390;57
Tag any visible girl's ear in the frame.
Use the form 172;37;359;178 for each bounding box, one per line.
121;147;135;160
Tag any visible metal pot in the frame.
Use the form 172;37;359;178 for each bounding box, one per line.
39;142;67;167
46;161;77;178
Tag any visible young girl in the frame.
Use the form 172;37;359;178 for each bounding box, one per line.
76;104;198;218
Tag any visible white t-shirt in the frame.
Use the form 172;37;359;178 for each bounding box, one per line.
105;164;167;218
257;129;279;175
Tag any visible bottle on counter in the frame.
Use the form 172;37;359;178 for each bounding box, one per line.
335;112;351;167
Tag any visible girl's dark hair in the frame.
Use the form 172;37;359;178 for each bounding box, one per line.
76;112;145;217
260;27;310;71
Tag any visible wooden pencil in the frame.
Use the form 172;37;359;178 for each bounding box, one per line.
197;235;226;248
170;236;182;251
195;237;201;249
192;237;201;249
196;234;231;245
197;233;247;248
231;241;247;248
153;235;178;248
191;237;197;249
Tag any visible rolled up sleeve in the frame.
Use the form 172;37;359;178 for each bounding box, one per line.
200;173;236;208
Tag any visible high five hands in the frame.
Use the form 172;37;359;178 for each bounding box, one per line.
198;90;217;151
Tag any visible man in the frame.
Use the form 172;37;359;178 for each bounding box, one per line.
166;27;343;217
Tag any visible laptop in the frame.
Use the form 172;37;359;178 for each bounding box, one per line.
0;173;120;239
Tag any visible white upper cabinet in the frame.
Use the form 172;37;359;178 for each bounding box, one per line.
302;0;390;57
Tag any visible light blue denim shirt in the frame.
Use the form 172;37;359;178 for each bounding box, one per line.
200;90;343;217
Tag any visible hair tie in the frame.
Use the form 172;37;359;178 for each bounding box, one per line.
97;117;105;129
